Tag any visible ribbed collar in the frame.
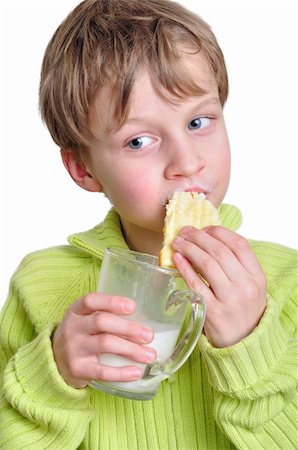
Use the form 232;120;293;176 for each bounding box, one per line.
68;204;242;259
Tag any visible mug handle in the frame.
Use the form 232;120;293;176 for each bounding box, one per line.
149;290;206;377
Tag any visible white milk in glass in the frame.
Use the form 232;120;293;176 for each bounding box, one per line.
97;321;181;392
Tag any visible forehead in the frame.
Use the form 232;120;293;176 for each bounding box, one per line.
90;50;218;138
176;48;216;87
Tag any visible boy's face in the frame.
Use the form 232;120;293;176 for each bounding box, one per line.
69;51;230;254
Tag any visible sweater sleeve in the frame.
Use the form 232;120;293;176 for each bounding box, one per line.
199;254;298;450
0;254;96;450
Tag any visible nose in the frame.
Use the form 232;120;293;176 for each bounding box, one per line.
164;136;205;180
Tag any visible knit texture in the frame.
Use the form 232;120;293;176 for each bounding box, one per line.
0;205;297;450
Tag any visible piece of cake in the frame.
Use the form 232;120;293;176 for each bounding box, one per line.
159;191;220;268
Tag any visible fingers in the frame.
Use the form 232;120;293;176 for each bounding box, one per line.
203;226;265;279
171;225;267;347
172;226;264;284
68;293;154;345
79;312;154;345
71;292;136;316
173;251;216;310
73;334;156;381
53;321;156;388
60;353;145;388
66;355;144;387
172;232;230;296
89;334;156;364
52;292;158;388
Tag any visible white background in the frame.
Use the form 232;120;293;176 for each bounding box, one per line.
0;0;297;307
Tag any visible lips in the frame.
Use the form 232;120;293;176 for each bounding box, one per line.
184;187;206;194
161;184;211;205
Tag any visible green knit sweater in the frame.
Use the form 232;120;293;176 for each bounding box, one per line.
0;205;297;450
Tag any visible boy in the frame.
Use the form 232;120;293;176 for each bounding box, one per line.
0;0;297;449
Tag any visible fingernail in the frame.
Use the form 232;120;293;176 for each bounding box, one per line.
173;236;184;244
145;348;156;362
173;252;184;261
129;367;143;379
180;226;192;236
141;327;153;342
123;299;135;313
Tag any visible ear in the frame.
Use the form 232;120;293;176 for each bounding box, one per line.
61;149;102;192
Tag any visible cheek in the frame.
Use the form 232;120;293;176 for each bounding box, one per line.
215;137;231;180
112;172;156;204
218;151;231;180
209;136;231;204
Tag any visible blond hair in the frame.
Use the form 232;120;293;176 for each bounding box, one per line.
39;0;228;152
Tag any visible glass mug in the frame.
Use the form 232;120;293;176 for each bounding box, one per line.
90;247;206;400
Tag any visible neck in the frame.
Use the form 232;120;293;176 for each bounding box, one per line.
120;219;164;257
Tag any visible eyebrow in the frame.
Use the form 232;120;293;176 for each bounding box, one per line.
124;96;221;125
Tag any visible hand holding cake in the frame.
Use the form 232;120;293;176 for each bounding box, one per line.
160;191;267;348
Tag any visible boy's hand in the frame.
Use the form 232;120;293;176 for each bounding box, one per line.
172;226;266;348
52;293;156;388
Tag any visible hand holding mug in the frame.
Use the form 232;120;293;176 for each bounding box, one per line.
52;293;157;389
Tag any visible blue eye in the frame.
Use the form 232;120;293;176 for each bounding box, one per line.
188;117;210;130
127;136;153;151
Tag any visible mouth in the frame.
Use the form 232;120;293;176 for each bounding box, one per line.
160;184;212;205
177;183;212;199
184;186;207;194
